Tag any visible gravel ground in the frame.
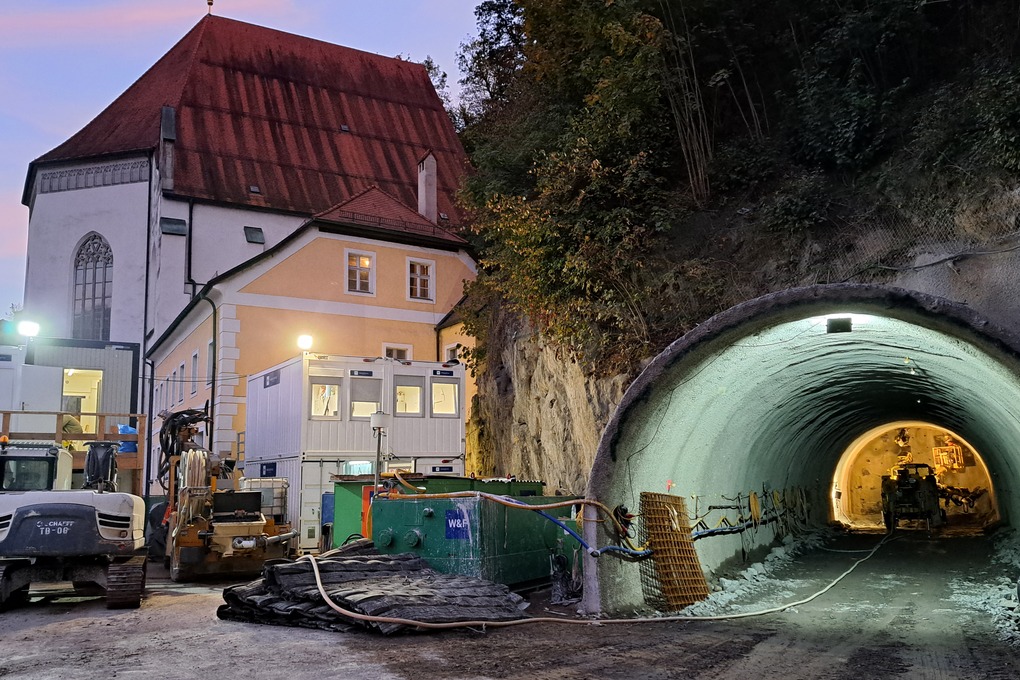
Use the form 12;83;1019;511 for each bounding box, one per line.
1;528;1017;679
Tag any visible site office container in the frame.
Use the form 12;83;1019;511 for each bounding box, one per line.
245;353;466;550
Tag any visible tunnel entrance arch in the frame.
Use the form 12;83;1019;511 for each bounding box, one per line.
830;421;999;530
584;284;1020;614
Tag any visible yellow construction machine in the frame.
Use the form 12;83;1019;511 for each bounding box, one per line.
151;406;297;581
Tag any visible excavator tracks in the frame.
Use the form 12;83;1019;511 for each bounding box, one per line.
0;561;30;610
105;554;147;609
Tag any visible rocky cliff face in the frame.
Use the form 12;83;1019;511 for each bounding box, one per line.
467;192;1020;495
467;308;629;494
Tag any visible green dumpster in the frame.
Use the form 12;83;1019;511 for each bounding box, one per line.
330;475;548;549
371;494;581;587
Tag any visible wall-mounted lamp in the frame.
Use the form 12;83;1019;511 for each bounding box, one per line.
297;334;313;350
17;320;40;338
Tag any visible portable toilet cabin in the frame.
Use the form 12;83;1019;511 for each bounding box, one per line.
245;354;466;550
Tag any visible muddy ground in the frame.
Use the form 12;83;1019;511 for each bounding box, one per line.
1;530;1017;680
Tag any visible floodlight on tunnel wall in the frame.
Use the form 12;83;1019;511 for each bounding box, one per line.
826;317;852;333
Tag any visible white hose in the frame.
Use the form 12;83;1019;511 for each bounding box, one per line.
296;531;895;629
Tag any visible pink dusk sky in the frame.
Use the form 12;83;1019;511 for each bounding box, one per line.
0;0;478;315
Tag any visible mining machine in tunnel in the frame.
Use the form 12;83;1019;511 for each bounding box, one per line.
582;284;1020;614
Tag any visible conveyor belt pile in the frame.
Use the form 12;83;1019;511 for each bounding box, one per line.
217;541;527;634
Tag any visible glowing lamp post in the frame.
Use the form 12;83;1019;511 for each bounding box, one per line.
370;410;392;495
17;321;40;338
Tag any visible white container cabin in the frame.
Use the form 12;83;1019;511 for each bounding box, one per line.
245;353;466;550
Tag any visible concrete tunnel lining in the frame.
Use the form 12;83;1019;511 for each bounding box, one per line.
583;284;1020;614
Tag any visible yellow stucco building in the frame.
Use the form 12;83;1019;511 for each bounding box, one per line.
147;186;476;480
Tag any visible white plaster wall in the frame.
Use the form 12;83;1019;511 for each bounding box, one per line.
190;203;304;283
24;160;150;343
149;196;191;340
146;199;304;342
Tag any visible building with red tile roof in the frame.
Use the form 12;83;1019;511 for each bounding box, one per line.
24;15;467;223
20;15;476;478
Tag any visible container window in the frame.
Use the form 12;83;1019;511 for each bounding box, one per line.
344;460;372;475
394;376;425;417
350;378;382;418
310;379;341;418
431;380;459;417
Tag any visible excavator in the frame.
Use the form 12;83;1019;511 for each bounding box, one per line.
0;438;147;609
150;405;297;581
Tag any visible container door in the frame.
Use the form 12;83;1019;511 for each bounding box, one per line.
11;364;63;435
299;458;344;550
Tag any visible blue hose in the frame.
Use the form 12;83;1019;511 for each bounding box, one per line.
529;505;651;558
535;509;593;550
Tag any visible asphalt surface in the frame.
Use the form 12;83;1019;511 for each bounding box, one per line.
0;530;1017;679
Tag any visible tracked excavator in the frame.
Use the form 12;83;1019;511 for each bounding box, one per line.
150;405;297;581
0;438;147;609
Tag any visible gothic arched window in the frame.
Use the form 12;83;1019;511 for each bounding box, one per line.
72;234;113;340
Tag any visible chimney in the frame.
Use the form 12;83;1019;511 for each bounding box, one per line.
417;151;437;223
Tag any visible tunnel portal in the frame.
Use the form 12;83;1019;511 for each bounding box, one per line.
585;285;1020;613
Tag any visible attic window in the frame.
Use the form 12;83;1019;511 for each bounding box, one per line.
438;212;449;221
249;185;262;194
160;217;187;236
243;226;266;244
340;124;350;132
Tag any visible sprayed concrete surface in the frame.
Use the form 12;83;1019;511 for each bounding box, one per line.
0;531;1017;680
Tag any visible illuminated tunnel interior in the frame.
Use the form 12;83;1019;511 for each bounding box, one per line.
584;285;1020;613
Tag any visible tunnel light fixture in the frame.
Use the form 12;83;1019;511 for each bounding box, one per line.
826;317;853;333
809;313;876;332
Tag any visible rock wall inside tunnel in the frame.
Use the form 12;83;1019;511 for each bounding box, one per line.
833;423;998;528
582;285;1020;614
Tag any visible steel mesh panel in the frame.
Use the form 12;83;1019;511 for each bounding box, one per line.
638;492;709;610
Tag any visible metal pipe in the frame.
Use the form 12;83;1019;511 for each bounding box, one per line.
373;426;382;495
263;529;298;545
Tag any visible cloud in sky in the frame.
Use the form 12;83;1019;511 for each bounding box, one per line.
0;0;296;49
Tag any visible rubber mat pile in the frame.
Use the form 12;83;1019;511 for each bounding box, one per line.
217;542;527;634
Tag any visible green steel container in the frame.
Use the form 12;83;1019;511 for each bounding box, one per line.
370;494;580;587
330;475;548;549
332;478;371;547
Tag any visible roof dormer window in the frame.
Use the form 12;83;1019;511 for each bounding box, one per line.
243;226;265;244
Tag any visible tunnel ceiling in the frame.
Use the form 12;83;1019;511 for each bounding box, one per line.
589;285;1020;536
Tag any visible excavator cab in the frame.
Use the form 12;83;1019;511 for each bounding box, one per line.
0;442;72;491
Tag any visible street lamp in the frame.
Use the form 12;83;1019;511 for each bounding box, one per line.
17;320;39;338
370;410;392;495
